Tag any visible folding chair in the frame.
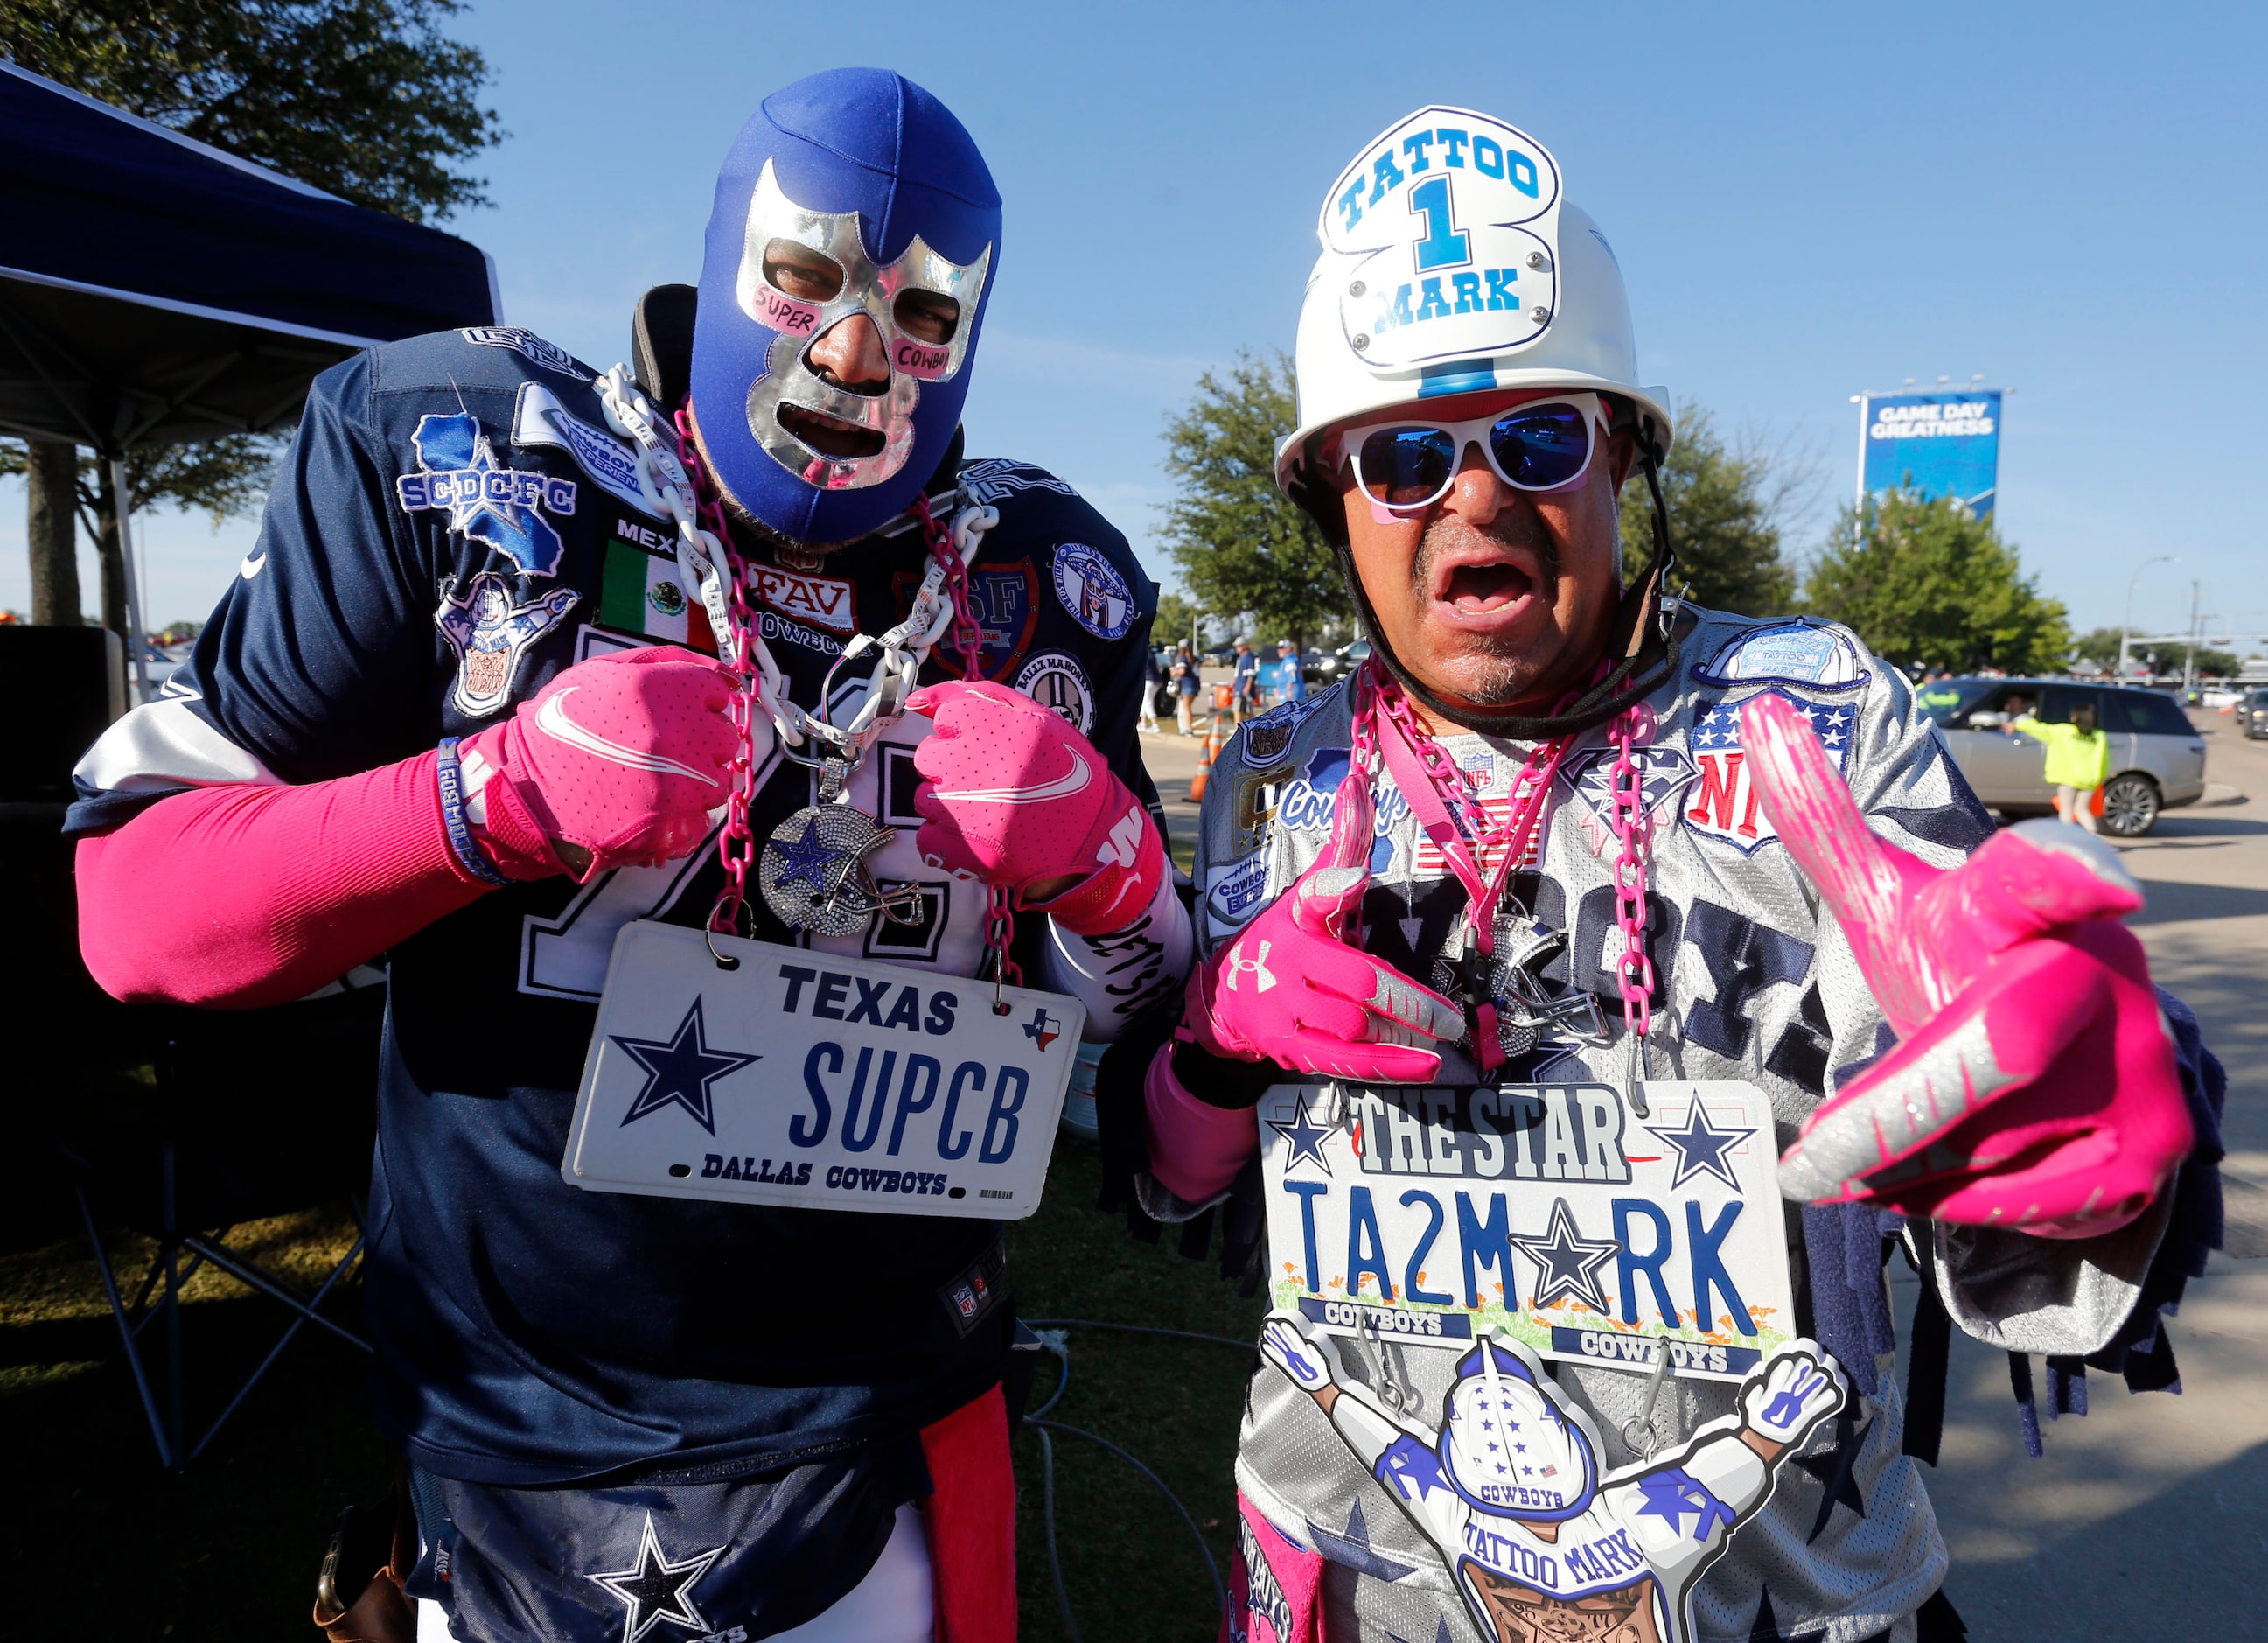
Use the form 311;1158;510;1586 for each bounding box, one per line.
4;800;385;1472
59;986;386;1470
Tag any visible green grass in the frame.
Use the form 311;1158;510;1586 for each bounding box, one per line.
0;1133;1261;1641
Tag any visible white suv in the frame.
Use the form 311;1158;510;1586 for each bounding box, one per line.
1916;677;2207;837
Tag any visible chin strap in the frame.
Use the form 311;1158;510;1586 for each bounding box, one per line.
1291;406;1681;740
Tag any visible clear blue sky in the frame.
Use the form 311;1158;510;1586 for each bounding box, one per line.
8;0;2264;649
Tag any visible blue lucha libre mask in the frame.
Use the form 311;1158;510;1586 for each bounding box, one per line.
690;68;1001;545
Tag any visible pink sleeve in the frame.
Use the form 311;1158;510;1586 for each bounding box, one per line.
77;749;491;1010
1142;1043;1260;1204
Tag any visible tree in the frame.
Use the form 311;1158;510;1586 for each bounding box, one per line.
1160;352;1344;654
1;0;500;626
1804;491;2072;675
1151;591;1204;653
2073;626;2125;670
0;0;501;220
1617;400;1799;618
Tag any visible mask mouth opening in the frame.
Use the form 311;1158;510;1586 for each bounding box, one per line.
777;402;886;459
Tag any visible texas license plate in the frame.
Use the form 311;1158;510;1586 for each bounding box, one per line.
1259;1079;1795;1382
562;920;1084;1219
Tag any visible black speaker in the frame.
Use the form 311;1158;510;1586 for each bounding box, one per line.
0;625;126;802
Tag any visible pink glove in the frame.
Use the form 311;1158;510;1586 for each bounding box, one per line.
1184;772;1463;1083
1742;692;2192;1237
1143;1043;1261;1203
904;680;1163;936
461;646;742;883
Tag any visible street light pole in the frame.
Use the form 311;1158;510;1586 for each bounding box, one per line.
2121;554;2177;679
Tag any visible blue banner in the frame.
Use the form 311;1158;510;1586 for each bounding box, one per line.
1860;390;2000;518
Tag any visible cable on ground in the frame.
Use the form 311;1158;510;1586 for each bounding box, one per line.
1018;1318;1258;1640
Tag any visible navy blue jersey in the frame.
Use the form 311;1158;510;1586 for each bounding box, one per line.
68;323;1161;1485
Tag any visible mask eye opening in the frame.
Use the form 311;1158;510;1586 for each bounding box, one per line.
762;237;846;303
892;289;961;346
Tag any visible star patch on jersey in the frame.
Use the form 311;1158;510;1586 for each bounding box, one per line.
1555;744;1698;856
1683;689;1853;855
435;570;579;717
398;412;578;577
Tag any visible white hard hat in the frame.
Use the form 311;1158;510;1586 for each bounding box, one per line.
1276;106;1671;494
1441;1338;1598;1520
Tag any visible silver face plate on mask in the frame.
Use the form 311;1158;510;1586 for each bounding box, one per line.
734;159;993;493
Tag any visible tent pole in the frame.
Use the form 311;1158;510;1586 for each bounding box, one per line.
109;457;151;706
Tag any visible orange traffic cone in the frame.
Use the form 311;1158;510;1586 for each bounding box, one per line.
1188;712;1221;802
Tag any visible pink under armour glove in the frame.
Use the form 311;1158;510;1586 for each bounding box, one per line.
1183;772;1463;1084
458;645;743;883
1742;692;2192;1238
904;680;1164;937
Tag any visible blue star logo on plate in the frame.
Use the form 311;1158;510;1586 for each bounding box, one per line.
1650;1100;1753;1192
1510;1196;1621;1312
1683;688;1854;854
395;411;577;577
585;1512;722;1642
1268;1092;1338;1175
609;999;759;1136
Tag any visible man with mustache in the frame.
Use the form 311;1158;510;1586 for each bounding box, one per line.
1124;105;2220;1643
69;69;1186;1643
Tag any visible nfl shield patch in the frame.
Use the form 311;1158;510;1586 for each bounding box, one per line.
1683;689;1856;853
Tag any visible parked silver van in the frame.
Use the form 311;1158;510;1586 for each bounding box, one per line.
1915;677;2205;836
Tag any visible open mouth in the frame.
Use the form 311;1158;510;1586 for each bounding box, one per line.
1436;556;1539;616
778;403;885;459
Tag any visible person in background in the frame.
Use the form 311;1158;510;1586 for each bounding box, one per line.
2008;699;2111;832
1232;634;1260;723
1139;643;1162;734
1173;649;1199;735
1274;636;1305;704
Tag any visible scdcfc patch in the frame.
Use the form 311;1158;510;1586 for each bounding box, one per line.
1014;652;1095;736
1051;542;1134;640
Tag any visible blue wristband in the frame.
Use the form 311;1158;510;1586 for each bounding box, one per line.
436;738;512;888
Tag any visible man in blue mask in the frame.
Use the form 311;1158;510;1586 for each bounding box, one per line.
69;69;1186;1643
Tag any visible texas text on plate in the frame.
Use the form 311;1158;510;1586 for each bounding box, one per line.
563;920;1085;1219
1260;1080;1796;1383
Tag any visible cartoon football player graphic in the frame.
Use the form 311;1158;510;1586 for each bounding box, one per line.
1258;1312;1846;1643
434;570;579;717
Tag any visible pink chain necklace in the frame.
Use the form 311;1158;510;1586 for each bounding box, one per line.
1349;659;1658;1083
670;416;1016;988
1604;701;1658;1111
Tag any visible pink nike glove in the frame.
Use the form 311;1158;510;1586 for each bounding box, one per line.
1742;692;2192;1238
904;679;1163;937
460;646;743;883
1183;771;1463;1083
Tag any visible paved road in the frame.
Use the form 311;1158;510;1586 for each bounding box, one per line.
1921;711;2267;1640
1132;708;2268;1640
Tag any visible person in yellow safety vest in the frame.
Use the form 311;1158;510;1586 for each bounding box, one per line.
2006;700;2111;831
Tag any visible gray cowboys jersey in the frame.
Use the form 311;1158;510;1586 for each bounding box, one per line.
1175;606;2177;1643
